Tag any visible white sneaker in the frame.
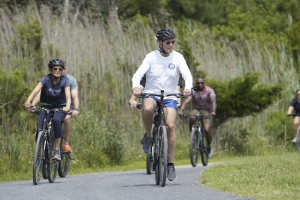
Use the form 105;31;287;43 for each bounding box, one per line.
292;137;297;143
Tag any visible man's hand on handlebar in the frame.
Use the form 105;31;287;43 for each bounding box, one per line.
129;99;139;109
183;89;191;97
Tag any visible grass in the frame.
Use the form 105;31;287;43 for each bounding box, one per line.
201;153;300;200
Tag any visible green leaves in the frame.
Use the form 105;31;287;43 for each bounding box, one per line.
0;70;30;117
208;73;283;125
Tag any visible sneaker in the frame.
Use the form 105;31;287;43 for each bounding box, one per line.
52;149;61;161
64;143;72;153
167;165;177;181
207;147;213;158
140;133;147;144
142;136;152;153
292;137;297;143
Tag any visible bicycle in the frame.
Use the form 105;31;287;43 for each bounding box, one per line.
24;105;71;185
41;123;72;179
287;113;300;152
182;114;210;167
140;90;185;187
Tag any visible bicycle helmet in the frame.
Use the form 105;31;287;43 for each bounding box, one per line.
155;28;176;42
48;58;66;69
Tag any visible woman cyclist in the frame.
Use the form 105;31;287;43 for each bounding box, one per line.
24;58;71;160
287;89;300;143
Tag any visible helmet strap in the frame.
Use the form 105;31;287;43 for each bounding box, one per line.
158;44;168;55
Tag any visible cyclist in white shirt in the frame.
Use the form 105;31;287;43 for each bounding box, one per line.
130;28;192;181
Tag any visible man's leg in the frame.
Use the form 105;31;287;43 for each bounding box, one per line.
141;98;156;152
63;115;72;152
201;110;213;157
165;107;177;181
189;109;199;132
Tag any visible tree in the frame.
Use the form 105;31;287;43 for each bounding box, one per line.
207;72;283;127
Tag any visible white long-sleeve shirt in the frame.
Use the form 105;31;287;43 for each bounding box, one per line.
132;50;193;99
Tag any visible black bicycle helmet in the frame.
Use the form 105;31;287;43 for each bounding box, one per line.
155;28;176;42
48;58;66;69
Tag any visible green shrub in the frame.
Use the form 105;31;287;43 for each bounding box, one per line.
264;111;293;145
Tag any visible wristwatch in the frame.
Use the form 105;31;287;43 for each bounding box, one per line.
74;108;80;111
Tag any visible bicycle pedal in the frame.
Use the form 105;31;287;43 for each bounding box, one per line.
71;157;75;160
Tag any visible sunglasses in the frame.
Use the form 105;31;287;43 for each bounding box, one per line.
52;67;63;72
165;40;175;45
196;82;204;85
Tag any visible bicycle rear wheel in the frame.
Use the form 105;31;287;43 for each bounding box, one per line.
158;125;168;187
296;128;300;153
42;160;48;179
189;128;199;167
33;131;44;185
47;129;58;183
146;125;156;175
58;134;70;177
200;129;209;166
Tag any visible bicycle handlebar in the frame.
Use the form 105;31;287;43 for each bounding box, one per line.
128;102;143;109
129;90;189;110
182;114;211;119
287;113;300;117
23;105;73;115
140;92;188;99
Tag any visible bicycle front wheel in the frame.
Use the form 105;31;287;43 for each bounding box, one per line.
200;129;209;166
58;135;70;177
158;125;168;187
47;130;58;183
296;128;300;153
33;131;45;185
189;128;199;167
153;131;160;185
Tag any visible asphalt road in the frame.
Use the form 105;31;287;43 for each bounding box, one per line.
0;164;255;200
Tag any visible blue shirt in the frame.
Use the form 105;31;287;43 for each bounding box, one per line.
290;99;300;114
40;74;70;108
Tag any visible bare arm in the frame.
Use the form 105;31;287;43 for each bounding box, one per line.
287;106;294;115
31;90;41;106
71;89;80;116
210;95;217;117
178;97;192;116
64;86;71;111
24;82;43;108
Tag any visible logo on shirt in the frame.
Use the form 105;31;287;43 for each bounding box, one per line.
48;88;61;93
168;63;175;70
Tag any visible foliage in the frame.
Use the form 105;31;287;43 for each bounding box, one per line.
0;1;298;182
264;111;293;145
0;70;30;119
207;73;283;126
13;15;43;72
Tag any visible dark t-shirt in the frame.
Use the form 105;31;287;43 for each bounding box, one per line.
290;99;300;114
140;74;182;88
40;74;70;108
